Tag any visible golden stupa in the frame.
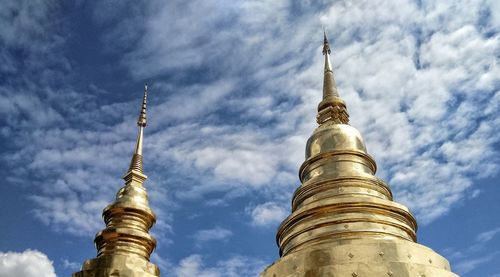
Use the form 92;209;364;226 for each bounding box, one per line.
259;33;458;277
72;85;160;277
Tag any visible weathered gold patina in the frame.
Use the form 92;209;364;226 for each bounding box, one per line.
72;85;159;277
259;33;459;277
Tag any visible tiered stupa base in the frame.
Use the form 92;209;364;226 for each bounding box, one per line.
260;239;458;277
72;254;159;277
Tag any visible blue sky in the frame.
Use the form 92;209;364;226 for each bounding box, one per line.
0;0;499;276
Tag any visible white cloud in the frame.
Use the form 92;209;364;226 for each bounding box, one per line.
0;250;56;277
0;0;57;50
249;202;288;227
31;195;108;236
193;227;233;244
151;79;237;122
101;0;500;226
174;254;265;277
0;89;63;127
454;252;498;275
6;120;174;238
175;255;218;277
1;0;499;251
443;225;500;275
476;227;500;243
62;258;80;270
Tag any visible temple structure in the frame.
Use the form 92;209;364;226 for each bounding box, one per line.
72;85;160;277
259;33;458;276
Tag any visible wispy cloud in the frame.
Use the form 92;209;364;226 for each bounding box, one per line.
99;0;500;226
444;226;500;275
61;258;80;271
476;227;500;243
248;202;288;227
174;254;265;277
193;227;233;245
454;252;499;275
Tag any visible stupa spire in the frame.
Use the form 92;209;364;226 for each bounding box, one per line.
322;29;337;97
129;83;148;173
317;30;349;125
72;85;160;277
260;32;457;277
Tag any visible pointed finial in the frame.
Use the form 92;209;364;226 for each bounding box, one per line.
137;83;148;127
128;84;149;173
323;28;331;55
317;30;349;125
321;29;337;96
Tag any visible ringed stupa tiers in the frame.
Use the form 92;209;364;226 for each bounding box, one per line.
72;85;160;277
259;33;458;276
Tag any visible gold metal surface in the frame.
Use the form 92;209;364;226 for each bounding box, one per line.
260;34;459;276
317;31;349;125
72;84;159;277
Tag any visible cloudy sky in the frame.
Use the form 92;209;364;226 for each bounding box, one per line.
0;0;499;276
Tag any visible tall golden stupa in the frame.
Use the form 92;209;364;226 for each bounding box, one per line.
72;85;160;277
259;33;458;277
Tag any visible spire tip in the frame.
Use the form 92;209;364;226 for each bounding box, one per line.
129;85;148;173
323;29;331;55
138;84;147;127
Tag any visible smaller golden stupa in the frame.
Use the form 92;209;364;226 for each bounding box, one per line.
72;85;159;277
259;32;459;277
